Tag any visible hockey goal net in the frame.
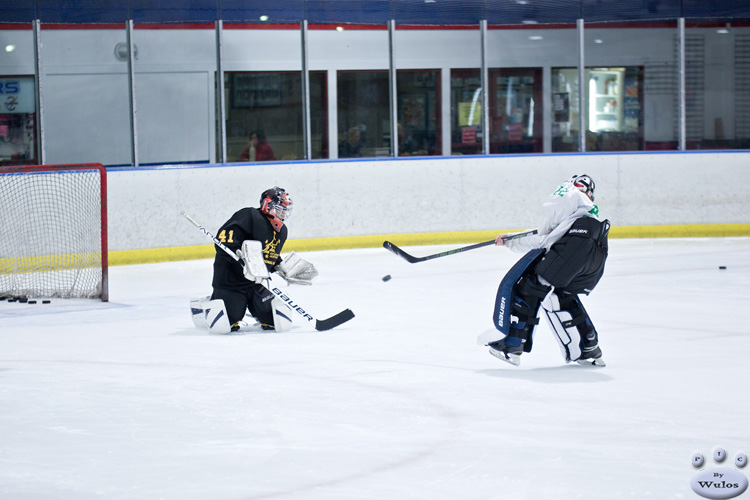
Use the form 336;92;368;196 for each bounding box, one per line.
0;163;108;301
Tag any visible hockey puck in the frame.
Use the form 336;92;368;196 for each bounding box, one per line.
28;300;37;304
42;300;51;304
719;266;727;270
382;274;392;282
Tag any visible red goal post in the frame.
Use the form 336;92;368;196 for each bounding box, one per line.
0;163;108;301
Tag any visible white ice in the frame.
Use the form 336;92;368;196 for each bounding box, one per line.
1;238;749;500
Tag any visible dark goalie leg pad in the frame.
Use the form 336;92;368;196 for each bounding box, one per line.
493;248;546;336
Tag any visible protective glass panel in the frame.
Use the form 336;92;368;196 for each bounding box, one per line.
337;70;390;159
686;19;746;149
38;26;133;166
0;74;37;165
488;69;543;154
225;71;303;162
397;70;441;156
451;69;483;155
584;21;676;152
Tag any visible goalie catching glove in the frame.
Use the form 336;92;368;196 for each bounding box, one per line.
277;251;318;286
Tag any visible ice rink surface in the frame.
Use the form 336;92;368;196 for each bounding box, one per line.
1;237;749;500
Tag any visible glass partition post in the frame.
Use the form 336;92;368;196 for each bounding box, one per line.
678;18;686;150
216;20;227;164
126;20;138;166
31;20;45;164
480;20;490;155
389;20;398;157
578;19;586;152
301;21;312;160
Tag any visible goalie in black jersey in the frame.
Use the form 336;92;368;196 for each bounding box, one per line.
191;187;318;334
479;175;609;367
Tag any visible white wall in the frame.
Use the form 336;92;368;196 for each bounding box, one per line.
107;151;750;252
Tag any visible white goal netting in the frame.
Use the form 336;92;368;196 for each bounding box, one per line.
0;164;108;301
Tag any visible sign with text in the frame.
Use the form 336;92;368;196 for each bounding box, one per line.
0;77;35;114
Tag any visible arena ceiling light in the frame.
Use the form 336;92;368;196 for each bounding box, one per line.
528;35;543;40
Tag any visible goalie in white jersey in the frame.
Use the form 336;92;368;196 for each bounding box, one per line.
482;175;610;367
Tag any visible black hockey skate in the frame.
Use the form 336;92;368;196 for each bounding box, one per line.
577;345;606;367
488;339;523;367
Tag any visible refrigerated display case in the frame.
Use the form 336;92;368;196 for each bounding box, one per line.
588;68;624;133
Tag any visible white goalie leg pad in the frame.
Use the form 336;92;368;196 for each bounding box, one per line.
541;294;582;363
190;297;232;334
190;296;211;329
271;297;294;332
240;240;270;283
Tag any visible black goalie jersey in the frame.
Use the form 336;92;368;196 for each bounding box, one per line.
211;207;288;291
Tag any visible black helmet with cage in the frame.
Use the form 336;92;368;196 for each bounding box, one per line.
259;186;293;231
571;174;595;201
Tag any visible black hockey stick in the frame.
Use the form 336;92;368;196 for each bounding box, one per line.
181;211;354;331
383;229;538;264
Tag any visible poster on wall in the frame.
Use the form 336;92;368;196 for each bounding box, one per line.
1;78;35;114
458;101;482;126
232;74;282;108
623;69;641;133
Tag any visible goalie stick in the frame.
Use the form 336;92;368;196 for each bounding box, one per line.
181;211;354;331
383;229;538;264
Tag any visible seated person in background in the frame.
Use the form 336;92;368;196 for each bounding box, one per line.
240;130;276;162
397;123;420;156
339;126;363;158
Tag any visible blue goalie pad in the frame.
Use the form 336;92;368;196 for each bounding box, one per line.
492;248;546;336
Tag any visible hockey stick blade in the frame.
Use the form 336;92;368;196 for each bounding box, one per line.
315;308;355;331
382;240;422;263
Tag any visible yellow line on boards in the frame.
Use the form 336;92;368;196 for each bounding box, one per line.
105;224;750;266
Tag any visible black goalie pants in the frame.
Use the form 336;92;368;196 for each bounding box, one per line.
211;284;275;327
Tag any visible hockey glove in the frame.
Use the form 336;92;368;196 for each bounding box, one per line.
277;251;318;286
238;240;270;283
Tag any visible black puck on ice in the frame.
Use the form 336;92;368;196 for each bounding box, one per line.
719;266;727;270
42;300;51;304
382;274;392;282
28;300;37;304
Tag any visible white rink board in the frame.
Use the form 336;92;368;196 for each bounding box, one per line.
107;152;750;251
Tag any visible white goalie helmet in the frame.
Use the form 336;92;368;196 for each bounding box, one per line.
570;174;595;201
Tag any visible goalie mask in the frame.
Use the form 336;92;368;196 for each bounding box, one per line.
571;174;595;201
260;187;293;232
